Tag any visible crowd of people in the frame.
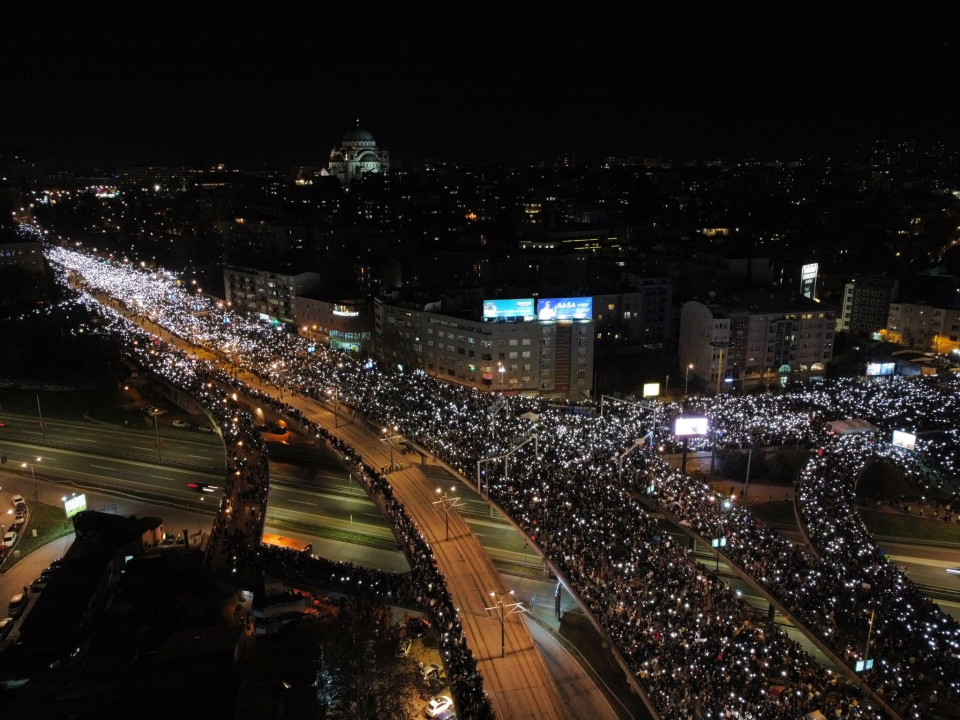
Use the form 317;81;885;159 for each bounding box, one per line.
45;243;960;720
47;251;497;720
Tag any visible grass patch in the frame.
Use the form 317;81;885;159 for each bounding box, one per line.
0;501;74;571
858;508;960;545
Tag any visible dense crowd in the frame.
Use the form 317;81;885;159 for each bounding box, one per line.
44;243;960;720
44;258;496;719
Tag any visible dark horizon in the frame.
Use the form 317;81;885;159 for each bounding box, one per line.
3;4;960;171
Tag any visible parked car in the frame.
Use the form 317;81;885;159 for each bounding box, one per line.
406;616;429;637
8;593;27;619
0;617;13;640
2;531;17;548
30;576;49;592
420;663;441;682
424;695;454;718
195;425;213;433
10;495;24;507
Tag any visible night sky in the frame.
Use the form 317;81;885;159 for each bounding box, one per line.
3;3;960;170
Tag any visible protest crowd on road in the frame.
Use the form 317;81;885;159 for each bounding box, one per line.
44;244;960;720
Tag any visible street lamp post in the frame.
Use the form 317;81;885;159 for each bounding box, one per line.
36;394;46;441
22;457;41;505
485;590;521;658
382;425;399;472
433;486;463;542
152;410;162;460
709;340;731;395
685;363;694;397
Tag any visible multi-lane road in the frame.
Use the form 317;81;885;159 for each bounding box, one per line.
0;407;627;718
0;411;551;578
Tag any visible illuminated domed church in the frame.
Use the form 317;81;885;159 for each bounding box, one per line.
327;120;390;186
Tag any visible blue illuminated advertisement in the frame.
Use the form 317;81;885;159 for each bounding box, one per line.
482;298;536;322
537;297;593;321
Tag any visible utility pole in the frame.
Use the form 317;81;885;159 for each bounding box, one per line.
485;590;523;658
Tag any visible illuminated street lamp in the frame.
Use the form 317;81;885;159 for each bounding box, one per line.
485;590;522;658
685;363;694;397
381;425;400;472
432;486;463;541
22;456;41;505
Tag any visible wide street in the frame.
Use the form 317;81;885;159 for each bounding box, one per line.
0;396;627;720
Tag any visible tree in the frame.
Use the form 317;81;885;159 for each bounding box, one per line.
321;598;421;720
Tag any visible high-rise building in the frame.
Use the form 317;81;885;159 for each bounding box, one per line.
836;275;899;335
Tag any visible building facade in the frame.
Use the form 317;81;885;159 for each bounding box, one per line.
680;292;835;392
327;124;390;186
294;295;373;353
886;302;960;353
374;297;594;399
836;275;899;334
223;266;323;324
593;277;673;348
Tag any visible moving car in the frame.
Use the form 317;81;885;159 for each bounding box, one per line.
424;695;453;718
172;419;189;428
187;483;218;494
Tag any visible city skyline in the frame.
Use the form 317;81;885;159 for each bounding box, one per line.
3;4;960;170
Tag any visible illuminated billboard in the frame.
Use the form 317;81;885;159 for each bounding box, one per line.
892;429;916;451
801;262;818;300
64;493;87;519
482;298;536;322
536;297;593;321
866;362;896;377
642;383;660;397
674;416;709;436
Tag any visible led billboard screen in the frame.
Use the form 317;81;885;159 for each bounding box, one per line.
482;298;536;322
536;297;593;321
866;362;895;376
801;262;818;299
64;493;87;519
675;416;709;436
642;383;660;397
892;429;916;451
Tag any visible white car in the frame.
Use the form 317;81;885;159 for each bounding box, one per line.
10;495;24;507
425;695;453;718
172;419;189;428
2;531;16;548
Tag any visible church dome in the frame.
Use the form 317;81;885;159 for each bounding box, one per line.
342;127;376;144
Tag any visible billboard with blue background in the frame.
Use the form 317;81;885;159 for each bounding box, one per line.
482;298;536;321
